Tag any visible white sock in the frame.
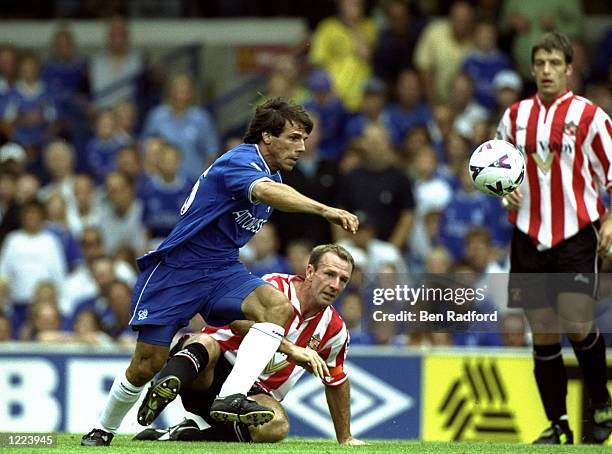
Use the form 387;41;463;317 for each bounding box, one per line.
218;322;283;397
97;372;145;433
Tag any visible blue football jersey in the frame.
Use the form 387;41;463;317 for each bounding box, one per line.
137;143;281;269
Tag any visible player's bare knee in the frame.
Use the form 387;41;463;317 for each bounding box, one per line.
185;333;220;359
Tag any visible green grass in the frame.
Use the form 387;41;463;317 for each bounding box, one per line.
5;435;607;454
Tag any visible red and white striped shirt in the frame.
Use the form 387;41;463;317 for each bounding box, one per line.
203;273;349;401
496;90;612;249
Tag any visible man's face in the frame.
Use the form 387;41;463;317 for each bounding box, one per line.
306;252;352;307
264;121;308;171
532;49;572;100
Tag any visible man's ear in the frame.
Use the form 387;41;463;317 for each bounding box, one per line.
263;132;271;144
565;63;573;78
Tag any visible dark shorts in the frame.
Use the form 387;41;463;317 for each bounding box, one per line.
507;223;600;309
178;355;271;426
130;260;268;346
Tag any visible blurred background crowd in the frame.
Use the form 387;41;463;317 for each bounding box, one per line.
0;0;609;348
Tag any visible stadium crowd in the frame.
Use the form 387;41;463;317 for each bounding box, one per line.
0;0;610;348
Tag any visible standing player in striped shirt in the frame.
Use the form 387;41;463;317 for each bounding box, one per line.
497;32;612;444
134;244;365;445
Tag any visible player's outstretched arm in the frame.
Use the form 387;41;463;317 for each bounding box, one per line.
252;181;359;233
325;380;366;445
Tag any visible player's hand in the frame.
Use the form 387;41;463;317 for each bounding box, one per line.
340;437;367;445
501;188;522;211
597;216;612;257
287;345;330;379
323;207;359;234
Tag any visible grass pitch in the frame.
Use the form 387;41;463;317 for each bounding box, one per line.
12;434;608;453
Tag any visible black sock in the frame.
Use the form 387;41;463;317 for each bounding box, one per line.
571;330;610;407
157;343;209;387
533;343;568;422
178;423;251;442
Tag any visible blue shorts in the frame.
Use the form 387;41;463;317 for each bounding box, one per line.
129;260;268;346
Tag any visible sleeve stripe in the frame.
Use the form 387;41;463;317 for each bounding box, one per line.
247;177;273;204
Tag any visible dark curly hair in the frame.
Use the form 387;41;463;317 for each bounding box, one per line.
243;97;313;144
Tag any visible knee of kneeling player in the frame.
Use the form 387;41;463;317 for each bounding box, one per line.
251;418;289;443
187;333;220;359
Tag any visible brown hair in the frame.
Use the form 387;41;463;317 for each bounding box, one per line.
308;244;355;271
243;97;313;144
531;32;573;65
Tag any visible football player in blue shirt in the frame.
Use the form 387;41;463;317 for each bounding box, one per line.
82;97;359;446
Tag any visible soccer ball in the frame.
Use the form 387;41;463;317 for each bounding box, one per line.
468;139;525;197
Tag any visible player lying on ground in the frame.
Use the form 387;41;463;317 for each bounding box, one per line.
135;244;364;445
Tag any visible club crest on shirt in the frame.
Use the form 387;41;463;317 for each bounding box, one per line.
308;334;321;351
563;121;578;138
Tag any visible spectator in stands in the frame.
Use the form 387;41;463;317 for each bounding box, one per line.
309;0;376;111
39;139;77;203
113;100;138;141
492;70;522;123
247;223;291;277
142;73;220;181
339;211;407;275
0;200;66;333
0;171;20;247
344;77;393;142
44;192;82;271
387;69;432;147
414;0;475;103
99;171;146;255
439;130;470;188
500;312;528;347
372;0;427;86
338;124;414;250
460;21;512;112
90;16;144;109
0;45;18;141
340;292;374;345
500;0;583;79
427;103;455;158
85;109;128;185
115;145;147;195
448;72;490;141
65;174;102;235
103;279;135;342
400;125;433;164
21;299;65;342
593;27;611;82
7;52;59;155
139;143;191;243
285;239;314;275
14;173;40;205
0;310;11;341
42;26;89;123
0;44;18;88
72;309;114;345
271;115;338;249
140;135;164;177
63;230;136;316
303;70;348;161
407;145;452;269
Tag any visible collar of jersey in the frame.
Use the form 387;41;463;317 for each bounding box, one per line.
535;90;573;109
254;144;272;174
